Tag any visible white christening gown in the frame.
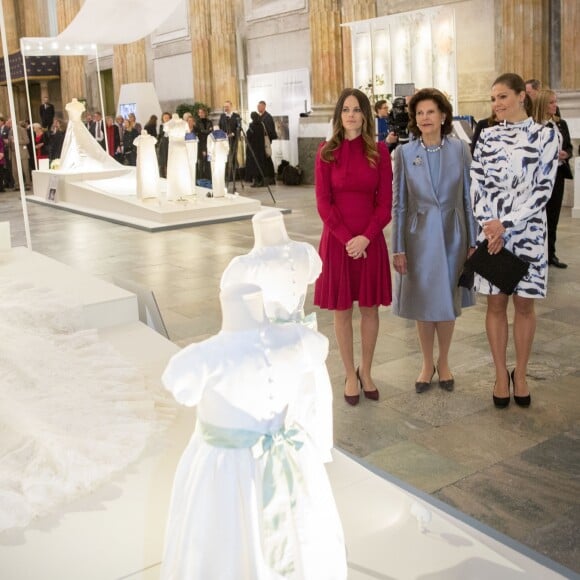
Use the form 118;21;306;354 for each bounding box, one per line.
160;322;347;580
220;242;334;463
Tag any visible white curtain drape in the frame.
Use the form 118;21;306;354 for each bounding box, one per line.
21;0;183;55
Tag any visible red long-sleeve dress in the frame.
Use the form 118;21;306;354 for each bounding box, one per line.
314;136;393;310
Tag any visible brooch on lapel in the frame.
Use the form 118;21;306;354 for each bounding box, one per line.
413;156;423;166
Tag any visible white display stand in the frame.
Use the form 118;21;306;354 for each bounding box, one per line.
0;248;573;579
29;169;263;231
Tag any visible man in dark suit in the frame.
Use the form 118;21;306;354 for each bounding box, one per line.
257;100;277;143
218;100;241;183
39;96;55;130
88;111;106;149
257;101;278;185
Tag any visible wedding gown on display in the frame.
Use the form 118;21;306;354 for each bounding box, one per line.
160;285;346;580
0;278;174;532
220;210;334;462
58;98;126;172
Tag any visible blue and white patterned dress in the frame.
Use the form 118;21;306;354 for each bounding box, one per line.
470;117;559;298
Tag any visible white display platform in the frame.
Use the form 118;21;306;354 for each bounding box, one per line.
0;247;137;329
0;249;574;580
29;169;263;231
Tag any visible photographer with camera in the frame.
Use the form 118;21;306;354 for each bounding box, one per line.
374;99;400;152
387;97;411;147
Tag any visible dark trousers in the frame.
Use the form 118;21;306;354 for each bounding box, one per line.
546;167;566;259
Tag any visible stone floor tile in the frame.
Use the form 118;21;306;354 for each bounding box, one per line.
364;440;475;493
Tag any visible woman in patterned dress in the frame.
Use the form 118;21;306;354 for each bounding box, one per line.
470;73;559;408
314;88;393;406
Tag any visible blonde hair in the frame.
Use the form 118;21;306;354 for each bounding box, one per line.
532;89;558;123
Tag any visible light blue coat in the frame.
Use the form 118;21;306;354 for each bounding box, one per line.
392;136;477;321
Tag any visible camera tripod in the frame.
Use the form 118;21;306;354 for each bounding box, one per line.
227;125;276;204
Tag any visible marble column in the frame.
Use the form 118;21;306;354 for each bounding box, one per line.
560;0;580;89
0;0;20;117
19;0;48;37
208;0;239;109
113;40;147;107
498;0;549;85
340;1;376;88
309;0;344;108
56;0;86;107
189;0;213;106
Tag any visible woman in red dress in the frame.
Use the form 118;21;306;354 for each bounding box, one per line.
314;88;393;405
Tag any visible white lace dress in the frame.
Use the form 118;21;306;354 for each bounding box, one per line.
0;278;173;532
160;323;346;580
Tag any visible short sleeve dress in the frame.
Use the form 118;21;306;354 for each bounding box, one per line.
220;243;333;463
470;118;559;298
160;323;347;580
314;137;393;310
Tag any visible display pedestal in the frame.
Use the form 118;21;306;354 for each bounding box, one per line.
30;169;263;231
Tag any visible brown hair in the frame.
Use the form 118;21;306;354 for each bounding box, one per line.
320;88;378;166
493;73;533;116
374;99;388;115
407;88;453;138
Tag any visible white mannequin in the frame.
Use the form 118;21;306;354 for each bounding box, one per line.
220;210;332;462
161;282;346;579
220;283;265;332
221;209;322;323
133;130;160;200
207;131;229;198
165;113;191;200
252;208;290;248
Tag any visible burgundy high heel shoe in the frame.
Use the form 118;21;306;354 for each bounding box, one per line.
356;367;379;401
511;369;531;407
493;370;510;408
344;375;360;406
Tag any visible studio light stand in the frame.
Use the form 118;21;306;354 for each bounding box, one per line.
227;124;276;205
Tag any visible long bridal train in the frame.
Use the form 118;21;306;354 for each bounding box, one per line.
28;99;262;231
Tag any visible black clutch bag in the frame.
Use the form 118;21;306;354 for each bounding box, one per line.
461;240;529;295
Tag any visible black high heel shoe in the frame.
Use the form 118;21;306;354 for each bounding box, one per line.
415;366;435;394
493;370;510;408
344;375;360;406
511;369;531;407
356;367;379;401
437;364;455;392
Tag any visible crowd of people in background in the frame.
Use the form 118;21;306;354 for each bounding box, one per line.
0;98;281;192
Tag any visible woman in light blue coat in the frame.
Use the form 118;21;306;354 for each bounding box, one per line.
392;88;477;393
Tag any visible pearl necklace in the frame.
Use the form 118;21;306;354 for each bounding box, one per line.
420;137;445;153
